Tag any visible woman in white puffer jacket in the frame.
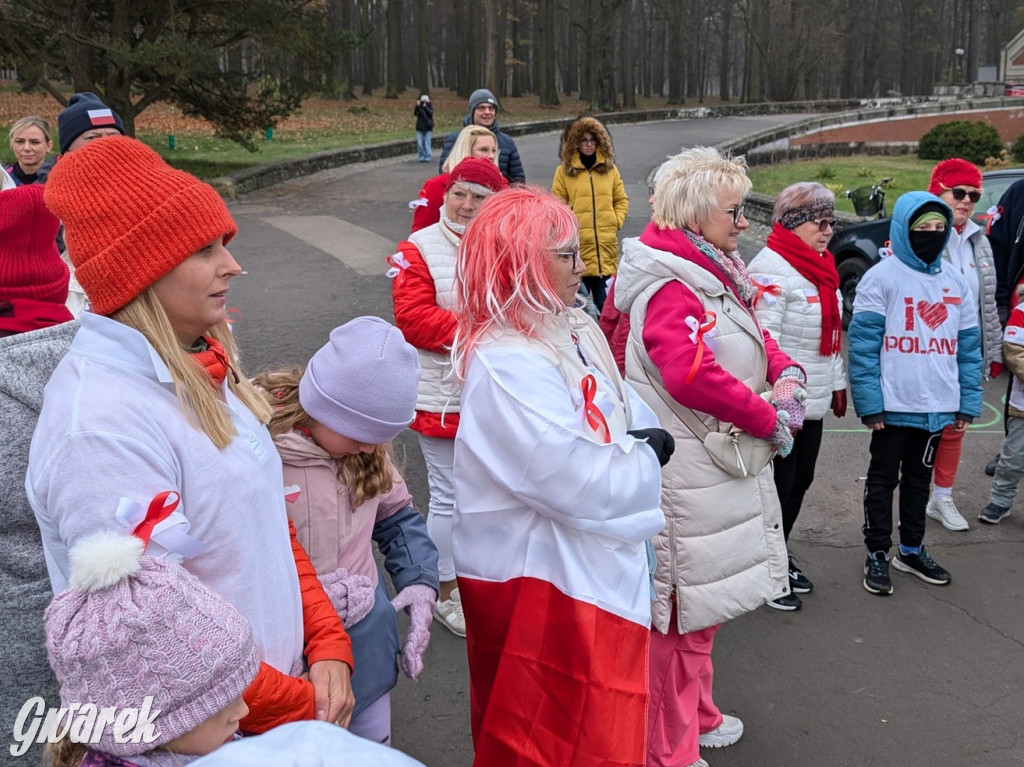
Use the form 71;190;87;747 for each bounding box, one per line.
747;182;848;611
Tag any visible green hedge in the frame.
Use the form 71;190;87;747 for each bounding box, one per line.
917;121;1004;165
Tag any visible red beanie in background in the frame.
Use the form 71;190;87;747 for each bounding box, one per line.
446;157;509;193
928;158;983;196
44;136;237;316
0;184;68;305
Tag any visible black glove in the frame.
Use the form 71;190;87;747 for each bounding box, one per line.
628;428;675;467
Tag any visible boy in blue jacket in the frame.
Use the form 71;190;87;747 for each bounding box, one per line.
849;191;983;596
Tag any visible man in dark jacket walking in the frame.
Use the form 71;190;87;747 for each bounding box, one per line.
437;88;526;183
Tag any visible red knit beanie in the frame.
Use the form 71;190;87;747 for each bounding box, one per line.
446;157;508;193
929;158;983;195
44;136;237;316
0;184;68;304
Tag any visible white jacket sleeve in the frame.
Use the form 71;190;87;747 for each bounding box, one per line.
457;347;665;544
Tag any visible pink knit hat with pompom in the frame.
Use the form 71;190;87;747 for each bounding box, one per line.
44;532;259;757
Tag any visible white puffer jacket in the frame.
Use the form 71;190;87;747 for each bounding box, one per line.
747;247;847;420
406;221;460;414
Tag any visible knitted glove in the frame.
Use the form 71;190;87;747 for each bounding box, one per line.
771;411;795;458
391;584;436;680
318;567;375;627
627;428;676;467
831;389;848;419
771;377;807;432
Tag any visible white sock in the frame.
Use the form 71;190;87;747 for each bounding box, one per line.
932;485;953;497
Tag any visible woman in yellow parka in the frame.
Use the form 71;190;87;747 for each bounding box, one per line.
551;116;629;311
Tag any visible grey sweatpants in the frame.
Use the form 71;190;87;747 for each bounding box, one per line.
991;416;1024;507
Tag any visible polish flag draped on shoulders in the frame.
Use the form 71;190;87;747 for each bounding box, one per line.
452;320;666;767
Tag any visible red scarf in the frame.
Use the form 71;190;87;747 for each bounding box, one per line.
189;335;232;388
0;298;73;336
765;222;842;357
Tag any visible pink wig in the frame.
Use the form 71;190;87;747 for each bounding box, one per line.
452;185;579;379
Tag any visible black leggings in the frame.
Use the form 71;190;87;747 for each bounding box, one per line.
772;419;824;541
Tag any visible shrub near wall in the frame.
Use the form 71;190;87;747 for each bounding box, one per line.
917;121;1004;165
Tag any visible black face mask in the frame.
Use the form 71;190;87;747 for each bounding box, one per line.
909;230;946;264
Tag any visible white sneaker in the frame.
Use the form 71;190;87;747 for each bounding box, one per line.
699;714;743;748
434;587;466;637
926;494;969;531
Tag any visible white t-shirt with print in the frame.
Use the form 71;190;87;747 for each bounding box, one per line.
854;254;977;414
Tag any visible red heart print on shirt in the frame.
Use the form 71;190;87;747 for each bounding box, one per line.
916;300;948;330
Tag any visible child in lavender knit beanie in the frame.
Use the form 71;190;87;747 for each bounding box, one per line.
43;531;260;767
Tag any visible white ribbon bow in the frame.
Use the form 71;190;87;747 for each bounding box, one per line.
114;494;207;563
684;315;717;351
386;252;412;279
408;197;428;210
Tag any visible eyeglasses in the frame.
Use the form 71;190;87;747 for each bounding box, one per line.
554;249;582;265
579;137;597;145
648;186;656;197
475;104;497;112
812;218;837;232
717;205;746;225
950;187;982;203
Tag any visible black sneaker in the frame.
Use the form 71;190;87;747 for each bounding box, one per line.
863;551;893;595
985;454;1000;477
892;546;951;585
788;558;814;594
767;592;802;611
979;503;1011;524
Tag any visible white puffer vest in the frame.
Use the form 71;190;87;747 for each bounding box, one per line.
408;221;462;414
615;238;789;635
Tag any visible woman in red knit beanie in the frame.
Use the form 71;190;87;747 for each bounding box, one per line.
28;135;356;736
923;158;1002;531
0;182;76;764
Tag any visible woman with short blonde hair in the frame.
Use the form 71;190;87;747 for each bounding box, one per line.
616;146;803;767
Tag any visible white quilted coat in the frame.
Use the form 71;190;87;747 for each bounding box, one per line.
747;247;848;420
615;238;789;635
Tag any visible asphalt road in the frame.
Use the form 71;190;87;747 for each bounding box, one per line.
222;115;1024;767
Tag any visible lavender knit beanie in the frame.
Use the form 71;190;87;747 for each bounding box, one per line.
299;317;421;445
44;532;260;757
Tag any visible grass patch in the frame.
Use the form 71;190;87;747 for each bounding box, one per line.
748;156;936;216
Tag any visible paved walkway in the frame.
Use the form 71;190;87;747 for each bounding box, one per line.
222;115;1024;767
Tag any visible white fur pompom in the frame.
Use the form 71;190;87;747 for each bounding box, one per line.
68;531;144;593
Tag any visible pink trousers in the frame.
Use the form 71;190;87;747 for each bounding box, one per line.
932;423;965;489
646;615;722;767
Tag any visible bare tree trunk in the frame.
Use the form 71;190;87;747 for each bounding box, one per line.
589;0;624;110
416;0;429;93
620;0;636;108
719;0;733;101
386;0;405;97
453;0;471;96
536;0;560;104
361;0;378;94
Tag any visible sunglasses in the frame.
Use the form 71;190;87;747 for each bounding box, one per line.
949;187;982;203
812;218;837;232
717;205;746;225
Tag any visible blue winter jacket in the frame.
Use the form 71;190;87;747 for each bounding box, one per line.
848;191;984;431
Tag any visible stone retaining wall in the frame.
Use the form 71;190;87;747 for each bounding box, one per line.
210;98;862;198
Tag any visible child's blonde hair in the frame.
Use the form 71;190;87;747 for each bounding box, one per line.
112;288;271;448
254;367;396;506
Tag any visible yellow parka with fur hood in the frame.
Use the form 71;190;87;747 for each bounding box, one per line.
551;117;629;277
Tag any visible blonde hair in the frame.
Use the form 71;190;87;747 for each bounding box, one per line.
111;288;271;449
42;737;86;767
652;147;751;232
253;367;396;507
443;126;499;173
9;115;53;149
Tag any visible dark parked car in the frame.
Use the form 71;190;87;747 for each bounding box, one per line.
829;168;1024;327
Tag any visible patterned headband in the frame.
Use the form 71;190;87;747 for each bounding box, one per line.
779;200;834;230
